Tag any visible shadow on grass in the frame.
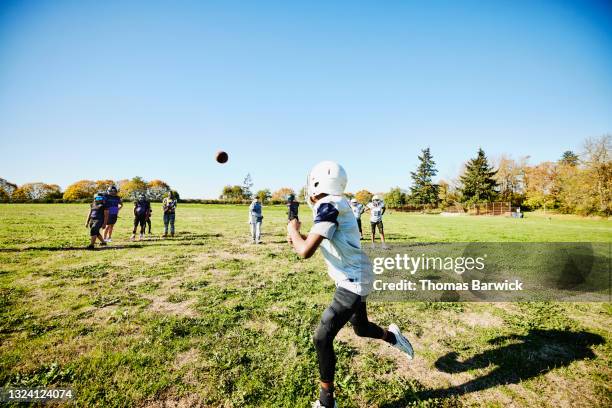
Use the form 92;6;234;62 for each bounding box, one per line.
0;233;223;252
381;329;604;406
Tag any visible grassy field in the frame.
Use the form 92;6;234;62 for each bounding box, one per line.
0;204;610;407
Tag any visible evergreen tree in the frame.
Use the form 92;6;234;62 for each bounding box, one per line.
460;148;498;202
560;150;579;166
410;147;439;205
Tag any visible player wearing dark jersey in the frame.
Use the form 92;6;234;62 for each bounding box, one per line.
103;185;123;242
85;193;108;249
131;195;151;241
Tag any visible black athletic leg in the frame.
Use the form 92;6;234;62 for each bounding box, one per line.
349;300;385;339
313;288;359;383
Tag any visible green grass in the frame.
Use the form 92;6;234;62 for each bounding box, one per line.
0;204;610;407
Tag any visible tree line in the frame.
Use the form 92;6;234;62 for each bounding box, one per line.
2;135;609;215
377;134;611;216
218;135;610;216
0;177;179;203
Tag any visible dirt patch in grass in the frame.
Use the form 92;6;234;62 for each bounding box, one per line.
144;295;198;318
459;311;503;328
244;318;279;336
173;347;199;370
141;392;207;408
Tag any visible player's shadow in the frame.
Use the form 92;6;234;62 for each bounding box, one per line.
0;239;215;252
381;329;604;407
0;245;140;252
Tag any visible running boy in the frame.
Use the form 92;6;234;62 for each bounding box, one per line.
162;191;177;237
286;161;413;408
365;195;386;247
131;194;151;241
249;197;263;244
85;192;108;250
349;198;365;239
103;185;123;242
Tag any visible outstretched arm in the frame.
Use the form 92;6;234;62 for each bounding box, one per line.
287;219;324;259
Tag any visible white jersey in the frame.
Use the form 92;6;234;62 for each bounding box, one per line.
309;195;374;296
350;202;364;219
367;200;385;223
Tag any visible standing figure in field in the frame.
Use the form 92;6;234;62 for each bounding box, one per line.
103;185;123;243
249;197;263;244
162;191;177;238
349;198;365;239
85;192;108;250
286;193;300;222
366;195;386;247
286;161;413;408
131;194;151;241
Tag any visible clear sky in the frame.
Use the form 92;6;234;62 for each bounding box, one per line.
0;1;611;198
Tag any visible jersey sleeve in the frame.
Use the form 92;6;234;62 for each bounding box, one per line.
309;202;339;239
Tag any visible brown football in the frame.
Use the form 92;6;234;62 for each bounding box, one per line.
215;151;228;164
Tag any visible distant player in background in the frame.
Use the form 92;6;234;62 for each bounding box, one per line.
162;191;177;237
366;195;387;247
249;197;263;244
131;194;151;241
349;198;365;239
85;192;107;250
103;185;123;243
286;193;300;221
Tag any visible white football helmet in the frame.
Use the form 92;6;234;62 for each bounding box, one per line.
306;161;347;206
350;198;358;204
372;194;381;201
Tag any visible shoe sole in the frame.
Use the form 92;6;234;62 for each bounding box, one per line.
389;324;414;360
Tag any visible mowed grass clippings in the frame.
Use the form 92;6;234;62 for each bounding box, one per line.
0;203;610;407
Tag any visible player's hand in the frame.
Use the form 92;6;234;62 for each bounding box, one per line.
287;218;301;233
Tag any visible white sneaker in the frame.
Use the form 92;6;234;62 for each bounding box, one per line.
312;401;337;408
388;323;414;360
105;238;112;243
139;233;144;240
130;234;135;241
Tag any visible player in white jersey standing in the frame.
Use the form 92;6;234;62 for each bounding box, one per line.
366;195;387;247
349;198;365;239
287;161;413;408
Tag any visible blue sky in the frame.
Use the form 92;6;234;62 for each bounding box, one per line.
0;0;611;198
